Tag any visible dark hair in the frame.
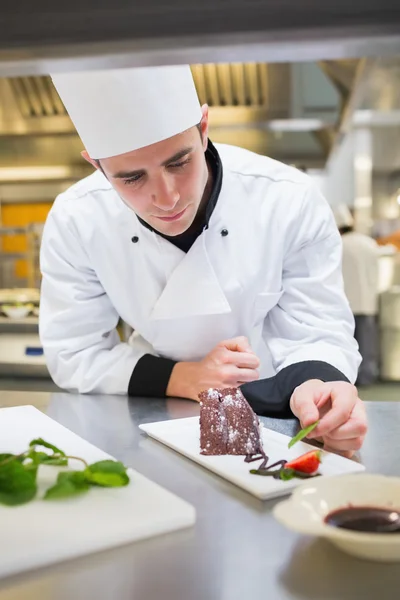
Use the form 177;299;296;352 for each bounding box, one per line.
94;158;104;173
339;226;354;235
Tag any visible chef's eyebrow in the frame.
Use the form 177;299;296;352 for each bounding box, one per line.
111;146;194;179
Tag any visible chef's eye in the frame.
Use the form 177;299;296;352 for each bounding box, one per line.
168;158;191;169
123;174;143;185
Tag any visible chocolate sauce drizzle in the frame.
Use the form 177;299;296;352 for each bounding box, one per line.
245;451;288;473
246;451;319;480
244;452;269;470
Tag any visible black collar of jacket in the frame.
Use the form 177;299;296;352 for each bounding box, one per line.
137;139;223;253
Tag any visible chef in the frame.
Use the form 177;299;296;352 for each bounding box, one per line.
40;65;367;456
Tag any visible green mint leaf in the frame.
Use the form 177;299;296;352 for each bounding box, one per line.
288;421;319;449
23;463;39;479
25;451;68;470
84;460;129;487
44;471;89;500
0;461;37;505
41;456;69;467
29;438;66;456
57;471;88;487
0;453;25;465
0;453;16;462
279;468;296;481
27;451;69;467
278;468;320;481
27;450;48;463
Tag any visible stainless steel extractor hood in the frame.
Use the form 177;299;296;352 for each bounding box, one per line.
0;60;352;181
0;1;399;76
0;2;398;190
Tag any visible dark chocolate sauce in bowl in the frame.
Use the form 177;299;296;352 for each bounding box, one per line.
324;507;400;533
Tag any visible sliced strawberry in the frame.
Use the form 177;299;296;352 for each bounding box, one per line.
285;450;321;474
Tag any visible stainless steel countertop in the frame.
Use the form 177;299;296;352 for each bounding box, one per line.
0;391;400;600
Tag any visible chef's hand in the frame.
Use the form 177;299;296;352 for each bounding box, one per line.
289;379;367;457
166;336;260;401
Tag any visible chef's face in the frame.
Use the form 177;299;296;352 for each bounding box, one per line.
82;105;210;236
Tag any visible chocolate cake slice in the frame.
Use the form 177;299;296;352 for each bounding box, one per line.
199;387;264;456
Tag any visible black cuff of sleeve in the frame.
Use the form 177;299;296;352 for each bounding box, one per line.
128;354;177;398
241;360;350;418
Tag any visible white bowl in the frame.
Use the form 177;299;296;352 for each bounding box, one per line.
1;305;32;319
273;473;400;562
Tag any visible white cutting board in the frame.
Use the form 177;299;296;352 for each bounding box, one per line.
140;417;365;500
0;406;195;579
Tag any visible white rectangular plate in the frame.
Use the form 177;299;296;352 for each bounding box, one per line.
0;406;195;579
139;417;365;500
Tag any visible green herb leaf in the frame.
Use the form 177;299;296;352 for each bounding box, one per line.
0;453;16;462
0;453;25;466
0;460;37;505
41;456;69;466
279;467;320;481
288;420;319;449
44;471;89;500
29;438;66;456
23;464;39;480
84;460;129;487
27;451;69;467
279;468;296;481
27;450;48;463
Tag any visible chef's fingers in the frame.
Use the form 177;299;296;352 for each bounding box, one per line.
224;351;260;369
220;336;254;354
312;383;358;438
226;367;259;385
320;400;367;441
289;384;321;428
323;436;364;453
315;387;335;409
322;445;354;459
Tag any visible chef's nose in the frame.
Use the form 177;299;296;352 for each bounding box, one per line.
151;173;180;210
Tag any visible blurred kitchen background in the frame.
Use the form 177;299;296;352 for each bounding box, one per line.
1;57;400;399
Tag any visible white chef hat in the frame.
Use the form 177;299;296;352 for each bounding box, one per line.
332;204;354;228
51;65;202;159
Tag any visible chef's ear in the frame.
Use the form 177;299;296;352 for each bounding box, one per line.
199;104;209;152
81;150;101;171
